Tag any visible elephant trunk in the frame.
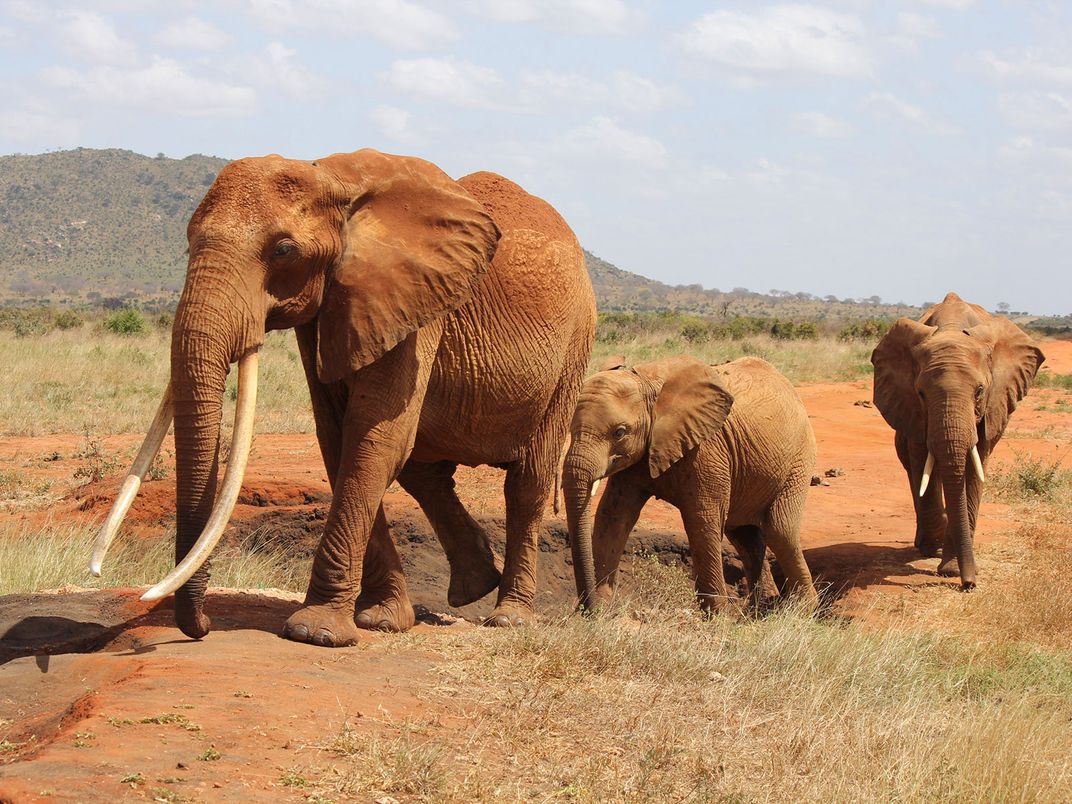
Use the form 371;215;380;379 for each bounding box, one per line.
929;400;978;589
563;456;600;612
162;266;264;638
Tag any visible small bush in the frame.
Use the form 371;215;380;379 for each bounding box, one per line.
103;307;145;335
155;311;174;331
838;318;893;342
992;452;1071;501
53;310;83;330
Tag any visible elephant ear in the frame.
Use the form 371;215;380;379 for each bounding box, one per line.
970;318;1044;442
871;318;936;434
313;149;500;384
598;355;628;372
648;360;734;477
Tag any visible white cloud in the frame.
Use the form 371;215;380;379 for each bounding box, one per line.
897;12;938;39
746;158;792;185
477;0;644;35
793;111;853;138
0;103;79;146
864;92;958;134
679;5;873;79
156;16;232;51
381;57;505;108
915;0;974;8
59;11;139;66
43;58;257;117
247;0;458;50
555;116;668;168
998;91;1072;133
520;69;680;113
981;51;1072;85
1;1;49;23
236;42;322;100
369;104;424;144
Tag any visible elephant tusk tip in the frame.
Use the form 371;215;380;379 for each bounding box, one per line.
88;563;102;578
140;587;166;603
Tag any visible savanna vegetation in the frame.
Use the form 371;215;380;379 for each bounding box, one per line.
3;474;1071;800
3;250;1072;798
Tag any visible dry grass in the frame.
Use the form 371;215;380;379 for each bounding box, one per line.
0;327;874;437
0;329;313;436
289;569;1072;802
590;333;875;384
0;521;311;597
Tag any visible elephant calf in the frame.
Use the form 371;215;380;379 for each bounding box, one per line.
564;355;818;615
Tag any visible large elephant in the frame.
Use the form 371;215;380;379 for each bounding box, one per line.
90;149;596;646
871;292;1044;588
563;355;818;615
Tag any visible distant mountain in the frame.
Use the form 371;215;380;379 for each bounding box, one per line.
0;148;924;320
0;148;226;302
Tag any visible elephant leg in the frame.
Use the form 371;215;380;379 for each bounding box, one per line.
397;460;501;607
485;374;582;627
590;478;650;609
761;482;818;612
726;525;776;610
283;330;436;647
354;506;416;632
483;455;553;627
680;507;731;616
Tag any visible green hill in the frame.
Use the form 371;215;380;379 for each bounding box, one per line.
0;148;924;320
0;149;226;303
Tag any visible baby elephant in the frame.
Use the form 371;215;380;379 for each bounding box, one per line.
563;355;818;615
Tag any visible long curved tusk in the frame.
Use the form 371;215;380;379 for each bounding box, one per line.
89;386;174;577
590;478;601;498
970;445;986;483
141;350;259;603
918;452;934;497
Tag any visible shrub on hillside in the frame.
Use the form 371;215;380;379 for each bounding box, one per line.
53;310;83;330
838;318;893;342
103;307;146;335
0;306;54;337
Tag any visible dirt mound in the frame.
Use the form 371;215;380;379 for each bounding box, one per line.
0;588;432;801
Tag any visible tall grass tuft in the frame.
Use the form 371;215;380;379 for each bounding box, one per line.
0;521;311;596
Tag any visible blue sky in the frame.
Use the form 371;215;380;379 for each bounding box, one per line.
1;1;1070;314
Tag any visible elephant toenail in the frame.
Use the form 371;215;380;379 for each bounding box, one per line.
312;630;335;646
287;624;309;641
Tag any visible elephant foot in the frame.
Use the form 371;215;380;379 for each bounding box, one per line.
447;559;501;608
175;604;212;640
914;532;941;558
282;604;362;647
482;605;532;628
937;558;960;577
355;595;416;633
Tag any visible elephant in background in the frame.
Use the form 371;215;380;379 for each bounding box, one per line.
91;149;597;646
562;355;818;615
871;292;1044;588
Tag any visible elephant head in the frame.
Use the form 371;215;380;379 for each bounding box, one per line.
563;356;734;609
871;307;1043;588
90;149;500;638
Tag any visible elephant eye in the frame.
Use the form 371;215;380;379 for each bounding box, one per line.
975;385;984;400
612;425;628;440
273;241;296;258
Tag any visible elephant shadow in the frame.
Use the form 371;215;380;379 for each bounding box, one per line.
0;591;306;667
801;541;956;604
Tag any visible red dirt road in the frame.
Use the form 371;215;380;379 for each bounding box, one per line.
1;340;1069;800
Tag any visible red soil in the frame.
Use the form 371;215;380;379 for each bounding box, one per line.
2;339;1070;800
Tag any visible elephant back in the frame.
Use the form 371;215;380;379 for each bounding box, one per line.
458;172;579;249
